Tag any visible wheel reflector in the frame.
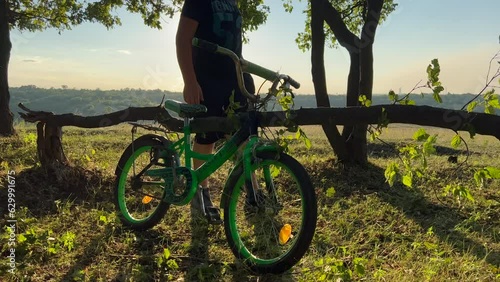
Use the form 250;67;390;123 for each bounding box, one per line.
279;224;292;245
142;195;153;204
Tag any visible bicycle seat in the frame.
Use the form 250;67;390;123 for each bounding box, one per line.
164;99;207;118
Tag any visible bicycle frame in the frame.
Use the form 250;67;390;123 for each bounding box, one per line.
157;110;272;206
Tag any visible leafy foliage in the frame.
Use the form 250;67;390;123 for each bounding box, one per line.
293;0;398;51
462;50;500;114
474;166;500;188
384;128;437;189
427;59;444;103
238;0;269;41
481;89;500;114
389;59;446;106
7;0;183;31
382;53;500;206
266;87;312;152
6;0;269;34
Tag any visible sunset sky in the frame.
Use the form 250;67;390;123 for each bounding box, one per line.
8;0;500;95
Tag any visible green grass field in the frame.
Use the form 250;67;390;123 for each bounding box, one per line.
1;123;499;281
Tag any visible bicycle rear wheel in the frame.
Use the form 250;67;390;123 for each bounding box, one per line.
114;135;173;230
223;151;317;274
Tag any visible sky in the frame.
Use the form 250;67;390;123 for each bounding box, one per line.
8;0;500;95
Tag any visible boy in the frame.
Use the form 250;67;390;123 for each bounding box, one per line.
176;0;254;223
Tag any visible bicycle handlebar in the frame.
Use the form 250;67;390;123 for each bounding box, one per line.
192;38;300;103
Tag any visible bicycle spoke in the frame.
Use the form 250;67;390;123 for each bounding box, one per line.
115;137;172;230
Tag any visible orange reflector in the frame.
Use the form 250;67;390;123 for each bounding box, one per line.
142;195;153;204
279;224;292;245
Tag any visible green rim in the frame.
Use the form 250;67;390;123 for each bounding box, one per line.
227;159;305;265
117;145;164;224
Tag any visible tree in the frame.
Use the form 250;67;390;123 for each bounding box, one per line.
296;0;397;164
0;0;269;136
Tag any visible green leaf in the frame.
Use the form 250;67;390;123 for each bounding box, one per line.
166;259;179;269
423;135;437;155
424;242;438;251
99;215;108;224
487;95;500;109
384;163;399;187
270;166;281;178
358;95;372;107
451;134;462;149
463;188;475;202
413;128;429;141
485;167;500;179
403;99;416;105
466;101;478;112
326;187;336;198
474;169;487;187
353;258;367;276
426;226;434;236
388;90;398;102
485;105;495;114
427;59;441;87
18;234;27;244
304;137;312;149
48;247;58;254
402;174;413;188
433;91;443;103
451;185;475;202
163;248;171;259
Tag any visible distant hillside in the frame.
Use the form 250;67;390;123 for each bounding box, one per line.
10;86;181;119
9;85;488;120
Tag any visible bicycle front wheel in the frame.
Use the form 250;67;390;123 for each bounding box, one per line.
114;135;172;230
223;151;317;274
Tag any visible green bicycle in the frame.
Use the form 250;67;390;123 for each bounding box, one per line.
114;38;317;274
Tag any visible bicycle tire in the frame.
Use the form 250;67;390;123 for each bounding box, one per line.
223;151;317;274
114;135;172;230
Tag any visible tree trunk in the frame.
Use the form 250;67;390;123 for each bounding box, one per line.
344;0;384;164
311;0;348;160
0;0;14;136
341;51;360;155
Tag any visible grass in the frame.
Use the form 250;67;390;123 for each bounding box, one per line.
0;123;499;281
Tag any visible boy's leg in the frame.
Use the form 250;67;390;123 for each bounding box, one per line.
191;141;222;224
193;142;214;183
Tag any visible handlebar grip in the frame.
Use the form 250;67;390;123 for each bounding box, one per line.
286;76;301;89
192;38;218;53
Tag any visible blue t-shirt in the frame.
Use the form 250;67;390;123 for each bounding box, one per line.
181;0;242;81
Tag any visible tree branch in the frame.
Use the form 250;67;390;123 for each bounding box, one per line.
360;0;384;44
321;0;360;53
18;103;184;132
18;103;500;140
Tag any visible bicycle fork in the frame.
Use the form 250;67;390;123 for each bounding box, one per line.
241;137;280;209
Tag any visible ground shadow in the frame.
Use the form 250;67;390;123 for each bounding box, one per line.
0;164;114;218
310;160;499;267
1;164;297;281
367;142;476;159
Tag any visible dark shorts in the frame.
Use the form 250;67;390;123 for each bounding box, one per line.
195;74;255;144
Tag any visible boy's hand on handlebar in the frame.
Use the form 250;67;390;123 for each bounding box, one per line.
183;82;204;104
